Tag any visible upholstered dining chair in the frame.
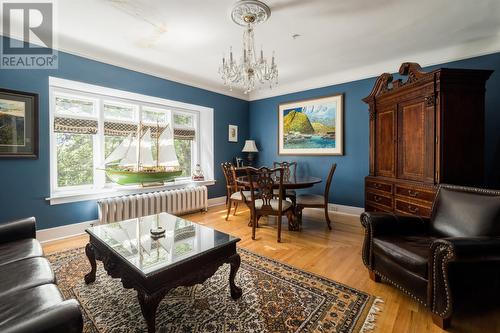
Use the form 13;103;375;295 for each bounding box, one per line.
273;161;298;205
246;167;294;242
296;163;337;230
221;162;251;220
361;184;500;329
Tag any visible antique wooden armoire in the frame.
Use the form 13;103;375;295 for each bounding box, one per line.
363;62;492;217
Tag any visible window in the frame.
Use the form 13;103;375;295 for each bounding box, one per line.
56;132;94;187
173;112;196;177
49;78;213;203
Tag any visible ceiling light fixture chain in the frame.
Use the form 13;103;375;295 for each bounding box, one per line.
219;0;278;94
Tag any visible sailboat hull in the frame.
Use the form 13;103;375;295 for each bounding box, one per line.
105;168;183;185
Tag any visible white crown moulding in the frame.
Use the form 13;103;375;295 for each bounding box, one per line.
248;35;500;101
3;31;500;102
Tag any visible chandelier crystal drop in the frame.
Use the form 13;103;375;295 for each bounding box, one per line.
219;0;278;94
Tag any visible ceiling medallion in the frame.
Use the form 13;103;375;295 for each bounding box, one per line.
230;0;271;26
219;0;278;94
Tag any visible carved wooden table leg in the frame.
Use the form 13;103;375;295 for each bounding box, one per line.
138;289;167;333
228;253;242;300
84;243;97;284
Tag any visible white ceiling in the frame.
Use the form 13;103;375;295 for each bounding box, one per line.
18;0;500;100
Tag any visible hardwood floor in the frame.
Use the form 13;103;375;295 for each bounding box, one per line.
43;205;499;333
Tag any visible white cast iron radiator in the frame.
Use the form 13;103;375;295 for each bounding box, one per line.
98;186;208;223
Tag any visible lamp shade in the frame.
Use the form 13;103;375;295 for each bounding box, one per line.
242;140;258;152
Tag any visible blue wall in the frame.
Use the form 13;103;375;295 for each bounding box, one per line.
249;52;500;208
0;36;249;229
1;34;499;230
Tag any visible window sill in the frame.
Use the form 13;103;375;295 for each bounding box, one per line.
46;179;216;205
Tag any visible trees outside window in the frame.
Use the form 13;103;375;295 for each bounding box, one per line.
56;133;93;187
52;90;198;192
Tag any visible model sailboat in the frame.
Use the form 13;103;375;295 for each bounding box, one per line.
104;123;182;185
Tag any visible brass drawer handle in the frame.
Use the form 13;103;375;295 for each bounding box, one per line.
408;189;418;197
373;183;381;189
408;205;419;214
374;195;382;202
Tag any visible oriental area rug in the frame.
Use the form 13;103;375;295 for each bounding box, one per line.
48;247;382;333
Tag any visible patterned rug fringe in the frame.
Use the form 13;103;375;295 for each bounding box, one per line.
360;297;384;333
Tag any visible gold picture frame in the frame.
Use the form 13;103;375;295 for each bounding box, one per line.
278;93;344;156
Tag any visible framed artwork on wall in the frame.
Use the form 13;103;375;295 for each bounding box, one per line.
278;93;344;156
0;88;38;158
228;124;238;142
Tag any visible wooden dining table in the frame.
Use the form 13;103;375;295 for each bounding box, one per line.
236;175;322;231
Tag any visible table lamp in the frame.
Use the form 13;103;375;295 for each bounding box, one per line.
242;140;258;166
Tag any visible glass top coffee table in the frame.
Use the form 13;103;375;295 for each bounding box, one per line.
84;213;242;333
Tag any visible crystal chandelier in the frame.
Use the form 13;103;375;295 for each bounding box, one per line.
219;0;278;94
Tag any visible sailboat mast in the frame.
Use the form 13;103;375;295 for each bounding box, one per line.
136;122;142;171
156;120;159;168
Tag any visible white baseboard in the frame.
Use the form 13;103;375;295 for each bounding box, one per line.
327;203;364;216
207;196;226;207
37;219;98;244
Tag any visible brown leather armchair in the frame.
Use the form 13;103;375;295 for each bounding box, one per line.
361;184;500;329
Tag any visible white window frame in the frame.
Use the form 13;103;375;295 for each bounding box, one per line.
48;77;214;205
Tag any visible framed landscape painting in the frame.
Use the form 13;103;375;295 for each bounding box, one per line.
0;88;38;158
278;93;343;155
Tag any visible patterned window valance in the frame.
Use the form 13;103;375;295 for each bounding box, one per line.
104;123;195;140
174;128;196;140
55;117;196;140
143;125;167;139
103;122;168;138
54;117;98;135
104;122;138;137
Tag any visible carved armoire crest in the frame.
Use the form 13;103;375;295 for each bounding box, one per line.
363;62;492;217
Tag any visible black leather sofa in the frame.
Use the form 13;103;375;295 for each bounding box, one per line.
361;184;500;329
0;217;83;333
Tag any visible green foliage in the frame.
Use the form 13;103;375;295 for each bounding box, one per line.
104;104;135;120
142;109;167;123
174;139;191;177
104;135;127;183
105;135;126;159
57;133;94;187
311;122;335;134
283;110;314;134
173;114;194;177
174;114;193;126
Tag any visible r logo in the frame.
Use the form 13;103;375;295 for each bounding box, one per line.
1;1;57;69
2;2;53;54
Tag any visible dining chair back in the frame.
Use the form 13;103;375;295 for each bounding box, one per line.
273;161;298;205
221;162;250;220
296;163;337;230
324;163;337;204
273;161;297;182
221;162;237;198
245;166;294;242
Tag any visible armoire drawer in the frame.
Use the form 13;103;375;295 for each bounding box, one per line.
366;190;393;209
366;178;393;194
365;203;392;214
395;184;435;203
395;199;432;217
